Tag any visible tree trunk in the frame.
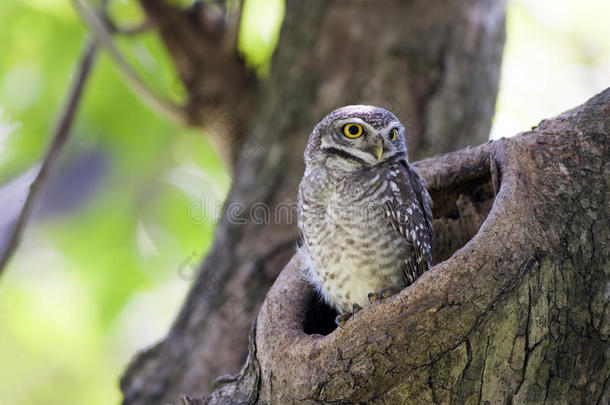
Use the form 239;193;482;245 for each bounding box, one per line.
120;0;506;403
187;89;610;405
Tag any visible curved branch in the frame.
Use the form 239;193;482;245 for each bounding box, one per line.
0;38;98;276
136;0;256;166
72;0;188;125
103;14;150;36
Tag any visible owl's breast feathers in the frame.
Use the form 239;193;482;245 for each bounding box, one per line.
299;157;433;291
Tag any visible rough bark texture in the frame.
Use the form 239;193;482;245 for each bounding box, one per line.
120;0;506;403
189;89;610;405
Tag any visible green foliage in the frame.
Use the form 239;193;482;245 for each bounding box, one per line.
0;1;229;404
238;0;285;75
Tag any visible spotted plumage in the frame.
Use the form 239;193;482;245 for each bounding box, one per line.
297;105;433;321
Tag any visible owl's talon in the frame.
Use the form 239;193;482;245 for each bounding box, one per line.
335;303;363;328
335;313;352;328
367;292;378;304
368;287;396;304
379;287;394;299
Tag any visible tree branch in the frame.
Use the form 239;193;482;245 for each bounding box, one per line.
72;0;189;125
0;37;98;276
102;14;150;36
136;0;256;166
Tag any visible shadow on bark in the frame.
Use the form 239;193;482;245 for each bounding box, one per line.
188;89;610;404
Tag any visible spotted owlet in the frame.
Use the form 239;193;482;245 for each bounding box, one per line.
297;105;434;326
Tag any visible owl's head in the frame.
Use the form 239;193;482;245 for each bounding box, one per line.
305;105;407;172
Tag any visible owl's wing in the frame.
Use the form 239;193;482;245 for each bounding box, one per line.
384;159;434;285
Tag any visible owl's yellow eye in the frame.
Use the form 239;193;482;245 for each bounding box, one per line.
343;123;363;139
390;128;398;142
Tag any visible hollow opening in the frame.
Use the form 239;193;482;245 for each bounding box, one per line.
429;169;496;264
303;296;337;336
302;163;498;335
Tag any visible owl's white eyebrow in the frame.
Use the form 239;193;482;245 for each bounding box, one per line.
378;121;402;133
334;118;368;127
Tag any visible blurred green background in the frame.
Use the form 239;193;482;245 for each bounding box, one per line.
0;0;607;403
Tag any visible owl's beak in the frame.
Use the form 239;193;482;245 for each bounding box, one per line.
375;140;384;161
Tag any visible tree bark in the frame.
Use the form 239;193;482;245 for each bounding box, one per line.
187;88;610;405
120;1;506;403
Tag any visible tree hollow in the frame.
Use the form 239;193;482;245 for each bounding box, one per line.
196;89;610;405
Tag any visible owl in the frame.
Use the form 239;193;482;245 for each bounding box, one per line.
297;105;434;326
